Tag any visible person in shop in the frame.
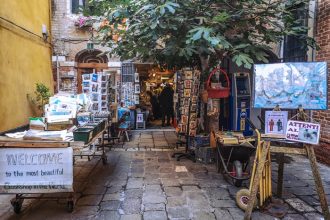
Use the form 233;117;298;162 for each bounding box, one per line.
159;83;174;127
147;91;160;120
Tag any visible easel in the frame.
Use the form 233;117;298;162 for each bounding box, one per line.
244;106;330;220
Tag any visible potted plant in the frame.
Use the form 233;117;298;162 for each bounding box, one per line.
28;83;52;116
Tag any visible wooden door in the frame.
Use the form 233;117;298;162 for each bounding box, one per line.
77;67;105;93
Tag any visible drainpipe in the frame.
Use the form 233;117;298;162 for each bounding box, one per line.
308;0;318;121
56;55;60;92
307;0;317;62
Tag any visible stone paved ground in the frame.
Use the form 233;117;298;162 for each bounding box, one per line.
0;130;329;220
111;130;179;151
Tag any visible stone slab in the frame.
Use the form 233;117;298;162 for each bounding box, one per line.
143;211;167;220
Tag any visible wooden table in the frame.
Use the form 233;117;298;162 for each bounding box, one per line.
0;127;108;214
244;139;330;220
214;133;330;220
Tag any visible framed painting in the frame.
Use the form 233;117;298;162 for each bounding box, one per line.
253;62;327;109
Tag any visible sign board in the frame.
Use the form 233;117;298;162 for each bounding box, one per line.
0;147;73;193
265;111;288;137
108;61;122;67
59;61;75;67
285;120;320;145
52;55;65;62
136;113;144;123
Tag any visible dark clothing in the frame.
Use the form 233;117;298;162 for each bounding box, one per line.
161;108;172;126
150;95;160;119
159;86;174;126
159;86;174;109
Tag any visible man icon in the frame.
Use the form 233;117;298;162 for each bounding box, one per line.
269;119;274;131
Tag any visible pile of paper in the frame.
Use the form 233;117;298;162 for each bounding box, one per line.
44;94;83;123
23;130;68;141
5;131;27;139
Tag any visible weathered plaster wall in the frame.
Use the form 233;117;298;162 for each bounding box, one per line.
0;0;53;132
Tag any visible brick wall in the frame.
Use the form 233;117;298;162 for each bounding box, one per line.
313;0;330;164
51;0;115;93
51;0;112;59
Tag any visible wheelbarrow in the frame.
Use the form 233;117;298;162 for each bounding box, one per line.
216;136;256;187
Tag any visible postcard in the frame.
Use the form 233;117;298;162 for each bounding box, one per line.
92;83;98;92
135;84;140;94
184;71;193;79
184;89;191;97
135;72;140;82
184;80;192;89
83;74;91;81
91;74;98;82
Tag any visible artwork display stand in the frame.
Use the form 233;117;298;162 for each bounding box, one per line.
244;106;330;220
172;68;200;162
172;98;196;162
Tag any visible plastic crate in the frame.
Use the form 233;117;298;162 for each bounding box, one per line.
195;147;215;164
187;136;195;149
73;128;94;144
83;124;98;137
194;135;210;148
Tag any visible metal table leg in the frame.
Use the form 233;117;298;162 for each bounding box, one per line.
277;153;284;198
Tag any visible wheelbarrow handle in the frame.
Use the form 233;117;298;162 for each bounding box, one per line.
245;118;257;130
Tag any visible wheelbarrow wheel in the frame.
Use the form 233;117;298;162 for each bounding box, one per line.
233;160;243;187
67;201;74;213
236;188;257;211
11;197;23;214
13;201;22;214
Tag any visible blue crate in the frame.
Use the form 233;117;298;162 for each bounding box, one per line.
194;135;210;148
195;147;215;164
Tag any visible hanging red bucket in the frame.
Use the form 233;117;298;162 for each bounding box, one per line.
206;67;230;98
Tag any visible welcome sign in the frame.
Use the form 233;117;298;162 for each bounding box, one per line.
0;147;73;193
285;120;320;145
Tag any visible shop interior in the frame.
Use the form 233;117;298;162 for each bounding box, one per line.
135;63;175;129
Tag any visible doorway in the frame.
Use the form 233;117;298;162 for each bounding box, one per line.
135;64;175;129
75;49;109;93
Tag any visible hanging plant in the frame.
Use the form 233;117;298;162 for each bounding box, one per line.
74;16;94;28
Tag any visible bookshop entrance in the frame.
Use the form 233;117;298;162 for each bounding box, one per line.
135;64;175;129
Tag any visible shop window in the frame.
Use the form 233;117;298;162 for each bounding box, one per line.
71;0;86;14
283;4;308;62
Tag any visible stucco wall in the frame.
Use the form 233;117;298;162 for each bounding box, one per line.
0;0;54;132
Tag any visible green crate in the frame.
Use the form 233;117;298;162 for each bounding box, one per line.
73;127;94;143
85;123;99;136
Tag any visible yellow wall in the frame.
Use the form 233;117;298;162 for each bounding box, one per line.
0;0;53;132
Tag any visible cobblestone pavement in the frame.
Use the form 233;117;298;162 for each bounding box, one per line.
1;130;329;220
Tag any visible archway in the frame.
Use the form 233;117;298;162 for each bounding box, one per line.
75;49;109;93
